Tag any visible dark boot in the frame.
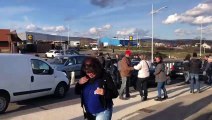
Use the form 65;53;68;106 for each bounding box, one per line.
163;95;168;100
190;90;194;93
154;97;162;101
163;89;168;100
141;97;147;101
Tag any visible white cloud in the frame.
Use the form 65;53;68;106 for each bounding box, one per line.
185;3;212;16
89;24;112;34
26;24;40;31
192;16;212;24
174;29;192;36
89;27;98;34
175;26;212;38
117;28;136;36
163;13;180;24
163;2;212;25
103;24;112;29
25;24;68;33
116;28;149;36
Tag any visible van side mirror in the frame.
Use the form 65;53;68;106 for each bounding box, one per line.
49;68;54;74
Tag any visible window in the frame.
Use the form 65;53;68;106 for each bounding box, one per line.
0;41;9;47
77;56;86;64
31;59;52;75
65;57;76;66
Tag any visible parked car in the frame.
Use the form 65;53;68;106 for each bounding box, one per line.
65;49;80;55
92;46;98;51
49;55;88;79
169;61;204;80
45;50;63;58
169;61;184;79
0;54;69;114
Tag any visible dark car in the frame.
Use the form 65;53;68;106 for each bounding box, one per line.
169;61;184;79
169;61;204;81
65;49;80;55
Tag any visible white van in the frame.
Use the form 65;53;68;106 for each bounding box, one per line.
0;54;69;113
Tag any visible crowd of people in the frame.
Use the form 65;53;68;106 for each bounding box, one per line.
75;50;211;120
183;53;212;93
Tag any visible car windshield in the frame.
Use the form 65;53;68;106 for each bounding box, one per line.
49;50;54;53
50;57;69;65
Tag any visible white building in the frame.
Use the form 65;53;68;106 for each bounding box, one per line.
202;43;211;49
155;42;166;47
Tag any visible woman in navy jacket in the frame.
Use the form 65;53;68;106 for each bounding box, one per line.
75;57;119;120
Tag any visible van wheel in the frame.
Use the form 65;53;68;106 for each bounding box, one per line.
0;95;9;114
54;83;67;98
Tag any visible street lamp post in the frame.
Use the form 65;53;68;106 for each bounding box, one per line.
68;24;70;48
151;4;154;62
200;22;202;57
151;4;167;62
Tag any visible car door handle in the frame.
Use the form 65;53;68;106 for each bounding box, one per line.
31;76;34;82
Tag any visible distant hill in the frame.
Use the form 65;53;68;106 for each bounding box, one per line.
141;38;212;46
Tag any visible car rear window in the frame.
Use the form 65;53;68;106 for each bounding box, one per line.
174;62;183;66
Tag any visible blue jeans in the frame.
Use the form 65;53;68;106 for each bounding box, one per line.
119;77;130;98
184;71;190;82
93;108;113;120
190;73;200;92
157;82;167;98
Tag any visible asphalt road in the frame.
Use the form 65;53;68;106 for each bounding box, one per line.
0;86;80;119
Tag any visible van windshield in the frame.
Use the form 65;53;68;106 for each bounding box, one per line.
50;57;68;65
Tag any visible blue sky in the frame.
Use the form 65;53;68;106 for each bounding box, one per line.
0;0;211;39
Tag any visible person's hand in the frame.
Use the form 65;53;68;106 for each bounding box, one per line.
94;87;104;95
79;76;89;85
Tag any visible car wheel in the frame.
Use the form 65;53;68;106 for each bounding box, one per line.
0;94;9;114
54;83;67;98
52;55;54;58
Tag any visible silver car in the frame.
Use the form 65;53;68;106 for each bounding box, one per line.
49;55;88;79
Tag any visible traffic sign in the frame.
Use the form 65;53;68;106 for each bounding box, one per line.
27;35;33;40
129;36;133;40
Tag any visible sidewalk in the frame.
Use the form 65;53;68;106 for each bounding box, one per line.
8;83;212;120
124;86;212;120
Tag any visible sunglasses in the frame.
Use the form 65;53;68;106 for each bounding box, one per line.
83;64;95;73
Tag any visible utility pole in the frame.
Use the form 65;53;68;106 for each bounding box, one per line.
200;22;202;57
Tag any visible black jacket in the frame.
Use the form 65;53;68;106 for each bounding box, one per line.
189;57;202;74
202;60;208;71
205;62;212;75
75;72;119;110
183;60;190;71
97;56;105;68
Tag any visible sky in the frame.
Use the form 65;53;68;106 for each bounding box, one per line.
0;0;212;40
